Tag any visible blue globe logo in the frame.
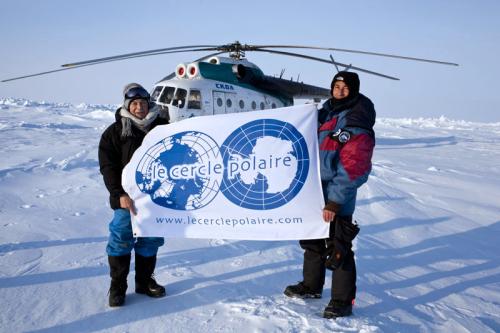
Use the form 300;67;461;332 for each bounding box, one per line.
220;119;309;210
135;131;222;210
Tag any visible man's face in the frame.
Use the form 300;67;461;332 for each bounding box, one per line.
332;81;350;100
129;99;149;119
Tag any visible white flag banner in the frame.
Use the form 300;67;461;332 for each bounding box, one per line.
122;104;328;240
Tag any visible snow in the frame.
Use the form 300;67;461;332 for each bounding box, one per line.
0;98;499;332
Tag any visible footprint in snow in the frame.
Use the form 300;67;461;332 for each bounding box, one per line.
231;258;243;267
171;267;191;277
210;239;226;247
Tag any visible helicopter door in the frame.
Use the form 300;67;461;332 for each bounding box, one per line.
213;91;225;115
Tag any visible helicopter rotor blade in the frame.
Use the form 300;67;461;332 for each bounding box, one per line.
2;48;222;82
62;45;219;67
252;48;400;80
1;63;104;82
192;51;227;62
69;47;220;65
251;44;459;66
329;54;340;72
5;40;458;83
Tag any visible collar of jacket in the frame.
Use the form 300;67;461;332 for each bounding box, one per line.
319;94;376;136
325;93;360;114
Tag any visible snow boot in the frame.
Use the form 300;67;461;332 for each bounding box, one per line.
323;299;353;319
284;281;322;299
108;254;131;307
135;254;166;298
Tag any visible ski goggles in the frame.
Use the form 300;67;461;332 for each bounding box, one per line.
125;87;150;100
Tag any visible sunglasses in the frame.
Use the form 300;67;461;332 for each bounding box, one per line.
125;87;150;100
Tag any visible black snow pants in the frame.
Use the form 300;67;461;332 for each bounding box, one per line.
299;215;358;302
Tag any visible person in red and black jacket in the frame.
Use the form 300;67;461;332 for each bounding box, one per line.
284;71;376;319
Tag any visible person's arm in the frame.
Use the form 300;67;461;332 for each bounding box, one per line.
98;129;127;208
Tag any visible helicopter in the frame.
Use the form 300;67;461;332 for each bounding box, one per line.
2;41;458;122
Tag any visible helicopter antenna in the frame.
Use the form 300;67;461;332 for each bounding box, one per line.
279;69;285;79
329;54;340;73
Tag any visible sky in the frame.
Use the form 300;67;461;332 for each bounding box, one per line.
1;0;499;122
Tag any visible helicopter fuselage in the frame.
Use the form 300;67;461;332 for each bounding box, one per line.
151;56;298;122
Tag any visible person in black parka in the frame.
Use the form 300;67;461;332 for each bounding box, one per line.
98;83;169;307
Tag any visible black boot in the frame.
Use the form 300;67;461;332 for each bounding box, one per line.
323;299;353;319
135;254;166;298
108;254;131;307
284;281;322;299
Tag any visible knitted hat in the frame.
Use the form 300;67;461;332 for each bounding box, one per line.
123;83;150;110
331;71;360;96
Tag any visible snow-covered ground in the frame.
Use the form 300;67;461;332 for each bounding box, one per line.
1;97;499;333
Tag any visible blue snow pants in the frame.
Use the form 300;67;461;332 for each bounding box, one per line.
106;209;164;257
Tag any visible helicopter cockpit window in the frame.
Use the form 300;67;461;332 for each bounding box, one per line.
188;89;201;109
150;86;163;101
172;88;187;108
251;101;256;110
271;103;276;109
159;86;175;104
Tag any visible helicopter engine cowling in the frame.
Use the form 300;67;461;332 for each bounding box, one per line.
176;63;187;78
232;64;262;84
187;63;199;78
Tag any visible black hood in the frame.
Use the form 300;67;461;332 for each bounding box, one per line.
347;94;376;132
114;107;124;123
